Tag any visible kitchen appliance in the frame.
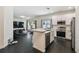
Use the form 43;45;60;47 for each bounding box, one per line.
57;21;66;37
57;27;66;37
57;21;65;25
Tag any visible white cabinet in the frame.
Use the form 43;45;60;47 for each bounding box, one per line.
52;15;73;40
66;31;71;39
53;26;57;36
52;16;57;25
66;26;71;40
66;17;72;25
50;30;54;43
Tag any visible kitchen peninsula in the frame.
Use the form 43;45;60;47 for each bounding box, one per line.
32;28;54;52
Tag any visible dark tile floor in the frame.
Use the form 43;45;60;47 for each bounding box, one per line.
0;32;75;53
0;32;34;53
47;37;75;53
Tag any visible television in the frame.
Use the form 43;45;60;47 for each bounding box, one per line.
13;21;19;28
18;22;24;28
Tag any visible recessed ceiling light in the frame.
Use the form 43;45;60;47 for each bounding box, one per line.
68;7;73;9
26;16;31;19
20;16;25;18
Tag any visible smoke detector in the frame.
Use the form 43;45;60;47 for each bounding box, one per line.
46;8;50;10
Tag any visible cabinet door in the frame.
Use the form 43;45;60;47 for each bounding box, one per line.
45;33;50;48
50;31;54;43
66;31;71;39
66;17;72;25
66;26;71;39
53;26;57;36
52;16;57;25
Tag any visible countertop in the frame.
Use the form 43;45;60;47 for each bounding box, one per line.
32;28;51;33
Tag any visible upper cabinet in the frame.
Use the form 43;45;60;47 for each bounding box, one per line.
52;13;75;26
66;17;72;25
52;16;57;25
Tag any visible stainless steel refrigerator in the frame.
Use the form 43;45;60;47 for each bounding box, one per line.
71;17;75;51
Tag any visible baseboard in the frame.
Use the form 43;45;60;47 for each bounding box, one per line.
0;44;8;50
65;39;71;41
55;36;71;40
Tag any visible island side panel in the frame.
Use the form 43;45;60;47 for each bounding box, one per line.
32;31;45;52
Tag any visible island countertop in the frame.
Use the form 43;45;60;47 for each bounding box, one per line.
32;28;51;33
32;28;46;32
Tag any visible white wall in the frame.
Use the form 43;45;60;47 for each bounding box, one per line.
75;7;79;52
0;7;4;48
4;7;14;47
0;7;13;49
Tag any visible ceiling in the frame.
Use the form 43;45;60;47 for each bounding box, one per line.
14;6;74;18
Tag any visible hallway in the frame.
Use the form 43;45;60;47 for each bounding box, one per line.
0;32;74;53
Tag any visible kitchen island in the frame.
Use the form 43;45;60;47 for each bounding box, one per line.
32;28;54;52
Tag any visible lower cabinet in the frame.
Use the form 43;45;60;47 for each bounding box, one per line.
45;32;50;48
66;31;71;39
66;26;71;40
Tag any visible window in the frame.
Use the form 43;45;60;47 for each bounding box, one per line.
42;19;52;30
